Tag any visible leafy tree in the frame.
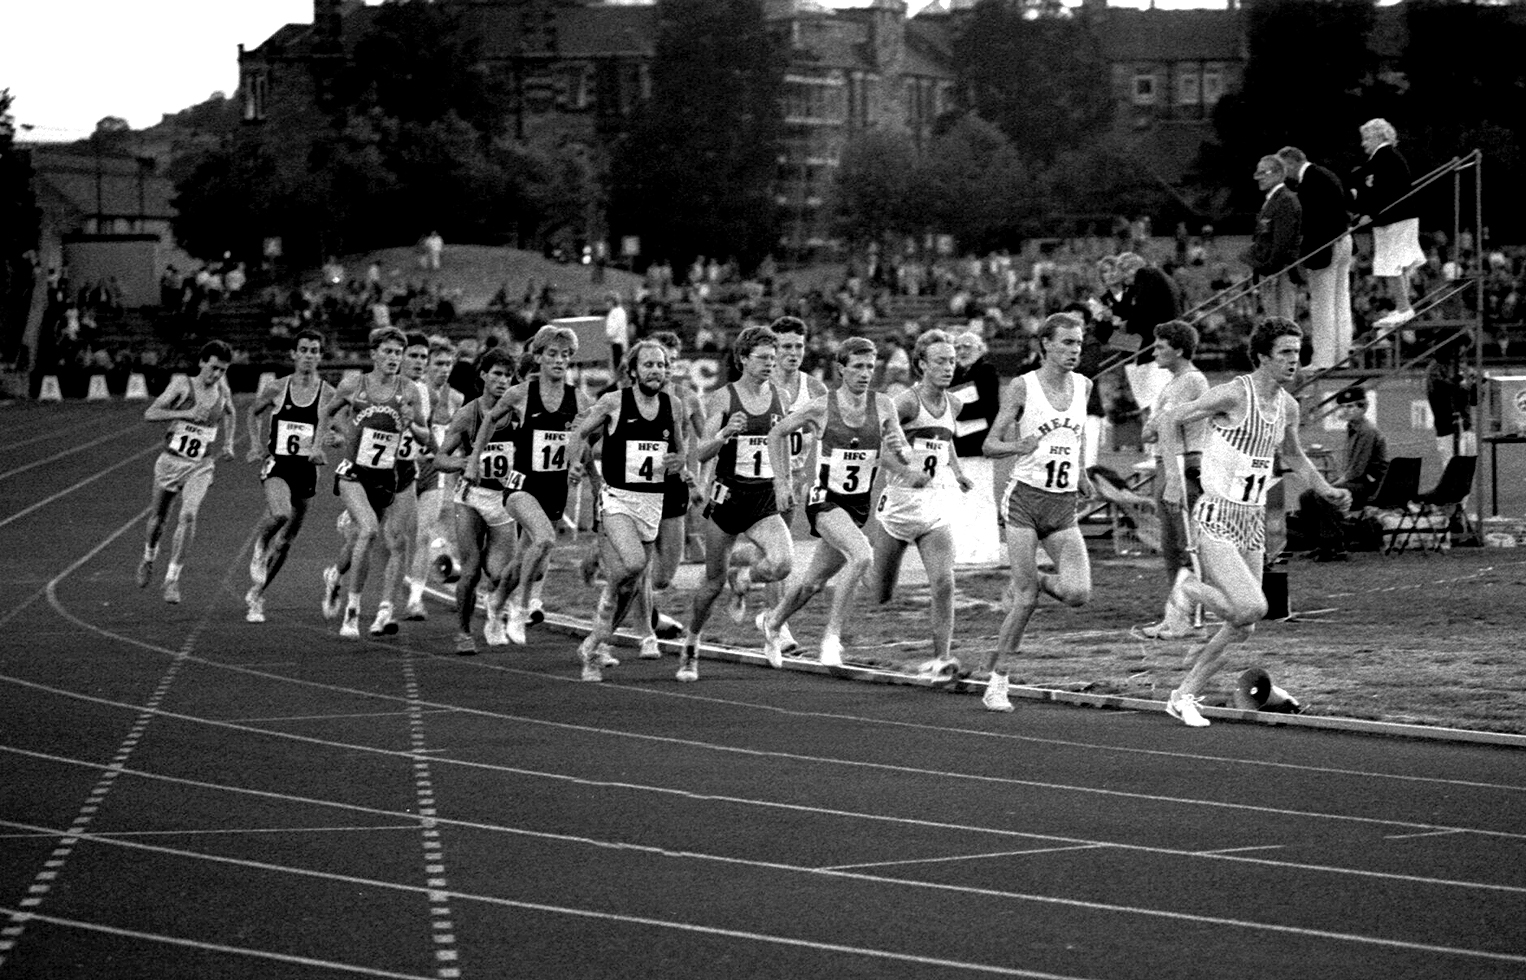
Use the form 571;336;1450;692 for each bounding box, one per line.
831;128;922;247
954;0;1113;167
916;114;1037;253
608;0;784;272
1;90;42;363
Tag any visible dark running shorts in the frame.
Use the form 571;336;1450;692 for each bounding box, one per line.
705;480;780;537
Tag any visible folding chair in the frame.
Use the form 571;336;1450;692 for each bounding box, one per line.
1389;455;1477;555
1371;457;1421;555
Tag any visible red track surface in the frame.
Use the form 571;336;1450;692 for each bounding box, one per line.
2;401;1523;979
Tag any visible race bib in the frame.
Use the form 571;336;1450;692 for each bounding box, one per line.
274;419;315;457
1227;456;1274;507
732;434;773;480
357;427;400;469
396;426;419;462
480;440;513;482
624;440;666;485
821;447;878;495
531;430;569;472
168;421;216;460
913;437;947;480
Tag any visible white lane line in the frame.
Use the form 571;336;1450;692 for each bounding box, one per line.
1385;829;1469;841
224;709;461;724
0;443;158;532
4;819;1524;969
401;655;463;980
822;844;1109;872
0;420;105;454
1196;845;1288;856
0;825;421;841
0;908;439;980
6;743;1525;898
0;423;148;485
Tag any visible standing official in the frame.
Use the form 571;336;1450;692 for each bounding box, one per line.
1242;156;1303;323
1280;146;1354;369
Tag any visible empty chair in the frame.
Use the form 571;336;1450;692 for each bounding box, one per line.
1389;455;1477;555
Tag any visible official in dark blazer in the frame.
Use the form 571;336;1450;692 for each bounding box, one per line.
1280;145;1354;368
1240;154;1302;322
1352;118;1425;329
1115;252;1180;358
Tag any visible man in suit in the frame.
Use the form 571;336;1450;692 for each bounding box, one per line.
1241;155;1302;322
1280;146;1353;368
1115;251;1180;358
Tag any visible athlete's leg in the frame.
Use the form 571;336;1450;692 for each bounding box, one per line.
453;502;489;644
587;514;652;648
166;468;215;574
1178;538;1265;698
913;526;958;663
263;494;309;590
686;521;740;652
336;481;383;631
139;481;179;586
383;486;418;611
744;514;794;585
867;520;909;604
253;475;294;576
407;485;445;613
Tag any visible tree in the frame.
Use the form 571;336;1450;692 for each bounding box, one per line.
1;90;42;364
954;0;1114;167
831;129;922;247
916;114;1037;253
608;0;785;272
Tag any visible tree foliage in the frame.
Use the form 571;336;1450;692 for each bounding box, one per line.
1;89;42;361
608;0;784;272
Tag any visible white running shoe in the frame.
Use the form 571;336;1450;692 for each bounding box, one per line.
675;651;699;683
982;672;1015;713
1166;688;1211;727
579;635;603;682
504;601;527;646
726;567;750;623
249;541;267;587
245;585;265;624
483;597;507;647
454;631;478;657
755;611;783;668
818;634;844;668
778;621;799;655
595;645;620;667
162;575;182;605
639;636;662;659
369;601;398;637
917;655;962;685
403;600;428;622
339;607;361;639
321;566;343;620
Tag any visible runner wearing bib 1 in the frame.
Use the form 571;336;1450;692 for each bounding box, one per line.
806;389;881;536
708;382;784;536
874;389;957;543
600;386;677;544
262;377;320;500
1001;369;1087;539
1193;374;1284;553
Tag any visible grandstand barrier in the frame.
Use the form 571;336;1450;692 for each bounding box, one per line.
38;376;62;402
125;373;149;400
86;374;111;402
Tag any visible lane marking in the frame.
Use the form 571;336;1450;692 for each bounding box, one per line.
1385;829;1469;841
0;825;420;841
6;743;1525;898
0;423;148;485
822;844;1109;872
0;420;102;455
4;818;1525;969
400;654;463;980
0;908;439;980
1196;845;1288;856
224;709;461;724
0;443;158;532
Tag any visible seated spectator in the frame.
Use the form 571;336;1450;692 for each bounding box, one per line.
1298;385;1388;562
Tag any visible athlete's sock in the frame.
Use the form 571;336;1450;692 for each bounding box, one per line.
143;544;158;562
164;561;182;582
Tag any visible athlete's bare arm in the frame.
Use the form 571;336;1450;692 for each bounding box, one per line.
982;376;1037;458
768;396;827;509
1143;379;1245;444
309;376;360;467
143;375;195;424
219;380;238;459
695;387;746;463
1279;395;1351;508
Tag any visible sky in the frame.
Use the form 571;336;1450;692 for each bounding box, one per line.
2;0;1221;142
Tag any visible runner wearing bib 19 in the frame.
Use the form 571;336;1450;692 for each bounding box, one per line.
1144;318;1350;728
759;336;911;667
979;313;1096;712
243;329;333;622
137;340;238;605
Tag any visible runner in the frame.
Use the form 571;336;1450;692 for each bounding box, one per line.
681;325;795;676
570;339;685;681
439;347;520;654
137;340;237;604
761;337;910;665
309;327;429;639
378;332;434;625
243;329;333;622
1144;317;1350;727
866;329;974;679
404;337;465;620
468;324;591;645
977;312;1095;712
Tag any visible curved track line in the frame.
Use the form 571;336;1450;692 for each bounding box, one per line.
0;423;148;484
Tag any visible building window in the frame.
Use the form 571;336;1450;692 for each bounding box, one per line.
242;70;268;122
1202;68;1224;107
783;74;846;125
1132;72;1156;106
1176;69;1201;106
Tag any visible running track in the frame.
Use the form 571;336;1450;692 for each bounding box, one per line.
1;400;1522;980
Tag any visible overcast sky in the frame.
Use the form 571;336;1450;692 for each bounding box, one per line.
2;0;1215;142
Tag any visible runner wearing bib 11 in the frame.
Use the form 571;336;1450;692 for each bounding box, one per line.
137;340;237;604
978;312;1095;713
243;329;333;622
1145;318;1349;728
761;336;911;667
310;327;429;640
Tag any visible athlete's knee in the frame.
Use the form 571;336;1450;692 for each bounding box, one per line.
754;555;792;583
1058;581;1091;608
928;571;955;606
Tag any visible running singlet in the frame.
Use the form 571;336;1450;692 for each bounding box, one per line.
781;371;815;473
1008;371;1087;494
163;377;231;461
716;383;784;486
884;391;956;491
1200;375;1284;508
510;380;578;503
810;391;881;506
344;376;407;474
463;398;520;493
600;387;676;492
268;377;321;459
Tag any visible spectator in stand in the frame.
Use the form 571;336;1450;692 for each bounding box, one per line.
1299;386;1387;563
950;332;1001;459
1353;118;1426;331
1241;154;1302;322
224;261;247;297
603;291;630;374
1280;145;1354;369
422;230;444;271
1115;252;1180;358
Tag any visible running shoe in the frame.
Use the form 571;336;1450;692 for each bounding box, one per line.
403;600;429;622
818;634;844;668
1135;620;1206;642
917;655;963;685
369;601;399;637
162;575;181;605
249;541;267;587
579;636;603;682
594;645;620;668
1165;569;1197;627
135;556;153;589
755;610;783;668
653;611;685;640
245;585;265;624
454;631;478;657
321;566;343;620
675;651;699;683
778;621;799;655
340;607;361;639
1166;688;1211;727
982;672;1014;712
504;601;527;646
482;597;507;646
639;636;662;659
528;598;546;626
